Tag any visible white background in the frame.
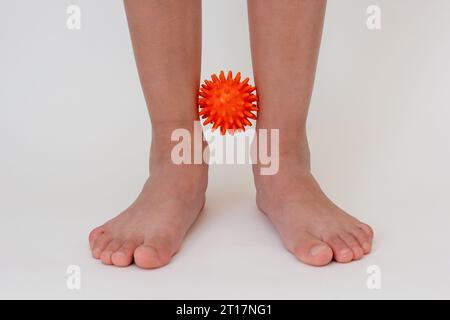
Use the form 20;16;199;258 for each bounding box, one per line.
1;0;449;299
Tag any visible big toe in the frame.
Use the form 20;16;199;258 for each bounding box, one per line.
134;242;172;269
293;233;333;266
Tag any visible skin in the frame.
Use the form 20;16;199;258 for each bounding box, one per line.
248;0;373;266
89;0;207;268
89;0;374;268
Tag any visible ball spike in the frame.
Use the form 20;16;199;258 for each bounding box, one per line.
199;91;209;98
245;85;256;93
212;120;220;130
234;72;241;84
211;74;219;83
227;70;233;82
248;95;258;102
203;116;214;125
244;111;257;119
237;77;250;89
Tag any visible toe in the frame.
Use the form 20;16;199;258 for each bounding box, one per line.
340;233;364;260
352;227;373;254
359;223;374;239
92;235;112;259
111;240;140;267
292;232;333;266
89;227;104;249
134;238;172;269
327;235;354;263
100;240;123;265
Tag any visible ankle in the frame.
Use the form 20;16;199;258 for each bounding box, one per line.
150;119;207;164
252;130;311;178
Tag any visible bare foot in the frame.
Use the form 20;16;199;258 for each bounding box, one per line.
89;134;207;269
254;154;374;266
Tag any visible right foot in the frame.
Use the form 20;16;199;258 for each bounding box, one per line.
89;130;207;269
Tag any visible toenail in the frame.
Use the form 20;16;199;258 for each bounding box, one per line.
310;244;328;256
341;248;352;256
362;242;371;251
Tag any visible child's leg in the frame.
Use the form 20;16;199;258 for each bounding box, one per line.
89;0;207;268
248;0;373;266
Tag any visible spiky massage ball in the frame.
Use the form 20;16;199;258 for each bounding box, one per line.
198;71;258;135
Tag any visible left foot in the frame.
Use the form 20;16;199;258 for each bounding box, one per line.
254;154;374;266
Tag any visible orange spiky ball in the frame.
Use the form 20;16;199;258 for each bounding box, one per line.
198;71;258;135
